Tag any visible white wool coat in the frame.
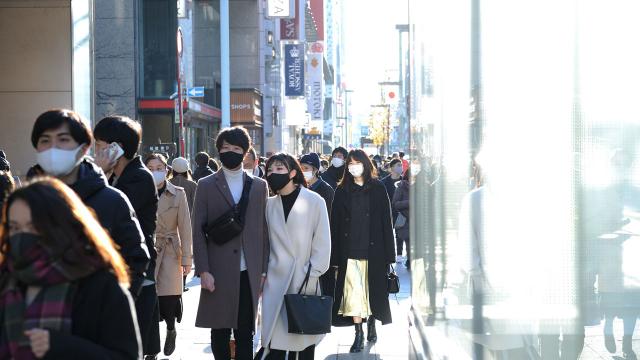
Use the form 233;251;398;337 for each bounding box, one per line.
260;186;331;352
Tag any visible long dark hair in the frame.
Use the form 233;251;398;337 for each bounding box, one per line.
338;149;377;191
265;152;307;188
0;178;130;286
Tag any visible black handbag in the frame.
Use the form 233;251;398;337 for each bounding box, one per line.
387;264;400;294
204;176;253;245
284;264;333;335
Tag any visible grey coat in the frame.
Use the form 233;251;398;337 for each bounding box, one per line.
192;171;270;329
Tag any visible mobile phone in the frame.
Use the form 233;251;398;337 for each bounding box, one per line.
108;142;124;160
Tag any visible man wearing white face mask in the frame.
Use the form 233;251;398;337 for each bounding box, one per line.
29;109;150;299
300;153;334;215
321;146;348;189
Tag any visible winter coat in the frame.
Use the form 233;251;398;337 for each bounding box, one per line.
320;165;345;190
111;156;158;281
261;187;331;352
309;177;334;216
330;179;396;326
154;181;193;296
192;171;270;329
169;175;197;213
392;180;410;241
382;175;401;221
69;160;149;295
193;166;214;183
44;270;141;360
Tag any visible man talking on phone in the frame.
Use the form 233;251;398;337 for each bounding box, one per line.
29;109;150;298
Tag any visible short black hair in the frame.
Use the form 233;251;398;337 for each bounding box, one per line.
332;146;348;159
266;152;307;188
399;151;405;158
195;152;210;167
93;116;142;159
216;127;251;154
208;158;219;172
246;147;257;161
31;109;93;148
389;158;402;167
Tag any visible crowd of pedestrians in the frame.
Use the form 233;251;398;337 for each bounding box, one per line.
0;108;412;359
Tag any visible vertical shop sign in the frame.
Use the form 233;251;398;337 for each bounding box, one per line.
306;42;324;120
284;43;305;97
280;0;299;40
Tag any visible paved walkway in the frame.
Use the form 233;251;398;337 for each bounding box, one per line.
157;262;412;359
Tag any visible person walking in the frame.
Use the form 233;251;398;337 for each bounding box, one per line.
193;152;215;183
29;109;150;298
256;153;331;360
392;168;411;269
330;149;396;353
381;159;403;262
94;116;160;360
145;154;193;356
169;157;197;212
192;127;269;360
321;147;348;189
243;147;264;178
0;178;141;359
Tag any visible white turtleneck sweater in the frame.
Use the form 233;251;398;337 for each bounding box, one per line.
223;166;248;272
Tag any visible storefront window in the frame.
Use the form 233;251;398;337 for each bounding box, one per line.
139;0;177;98
409;1;640;358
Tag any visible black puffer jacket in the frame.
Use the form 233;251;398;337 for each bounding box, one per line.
320;165;344;190
70;160;150;294
110;156;158;281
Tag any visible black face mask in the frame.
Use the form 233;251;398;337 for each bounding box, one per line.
219;151;244;169
267;173;292;193
8;233;42;261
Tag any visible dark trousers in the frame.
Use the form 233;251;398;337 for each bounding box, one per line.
211;271;254;360
158;295;180;330
396;233;406;256
256;345;315;360
136;284;161;355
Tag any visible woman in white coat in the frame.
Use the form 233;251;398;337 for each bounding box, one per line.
257;153;331;360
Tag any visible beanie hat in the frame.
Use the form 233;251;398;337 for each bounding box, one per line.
300;153;320;170
171;157;190;173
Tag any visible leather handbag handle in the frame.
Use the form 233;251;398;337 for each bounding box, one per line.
298;263;317;294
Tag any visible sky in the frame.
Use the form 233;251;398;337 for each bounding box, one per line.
341;0;408;124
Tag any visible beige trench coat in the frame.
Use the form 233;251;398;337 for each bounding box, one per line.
192;171;270;329
261;187;331;353
170;175;197;213
154;181;193;296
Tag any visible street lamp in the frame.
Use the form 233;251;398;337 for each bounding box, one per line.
395;24;409;152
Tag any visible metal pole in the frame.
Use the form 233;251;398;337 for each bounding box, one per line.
220;0;231;129
177;28;185;156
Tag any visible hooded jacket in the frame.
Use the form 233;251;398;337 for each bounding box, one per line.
70;160;150;294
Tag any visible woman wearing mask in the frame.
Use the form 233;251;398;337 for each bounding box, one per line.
330;149;396;353
257;153;331;360
145;154;193;357
392;168;411;270
0;178;140;359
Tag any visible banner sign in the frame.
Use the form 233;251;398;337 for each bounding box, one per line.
284;43;305;97
267;0;292;18
306;42;324;120
280;0;299;40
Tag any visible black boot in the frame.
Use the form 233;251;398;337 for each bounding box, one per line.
367;316;377;342
350;323;365;353
164;329;177;356
623;335;637;360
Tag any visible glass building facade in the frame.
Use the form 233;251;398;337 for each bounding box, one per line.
407;1;640;359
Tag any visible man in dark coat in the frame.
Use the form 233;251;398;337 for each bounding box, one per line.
193;151;214;182
94;116;160;360
321;146;348;189
300;153;336;297
381;159;404;258
30;110;150;296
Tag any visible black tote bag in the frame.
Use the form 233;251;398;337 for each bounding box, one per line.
284;264;333;335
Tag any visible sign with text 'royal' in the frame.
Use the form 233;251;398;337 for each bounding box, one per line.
284;43;305;97
267;0;292;18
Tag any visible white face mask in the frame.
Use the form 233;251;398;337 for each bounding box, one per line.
37;146;84;177
303;171;314;181
348;164;364;178
331;157;345;168
152;170;167;186
393;165;403;174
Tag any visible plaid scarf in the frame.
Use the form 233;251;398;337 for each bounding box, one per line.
0;236;95;359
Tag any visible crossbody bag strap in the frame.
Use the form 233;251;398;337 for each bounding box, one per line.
237;176;254;222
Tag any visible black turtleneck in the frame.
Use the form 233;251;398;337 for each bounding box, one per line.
281;186;301;221
349;183;370;259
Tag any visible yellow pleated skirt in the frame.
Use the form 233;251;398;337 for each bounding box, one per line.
338;259;372;318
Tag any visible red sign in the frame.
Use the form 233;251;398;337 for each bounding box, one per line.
388;91;396;99
280;0;299;40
